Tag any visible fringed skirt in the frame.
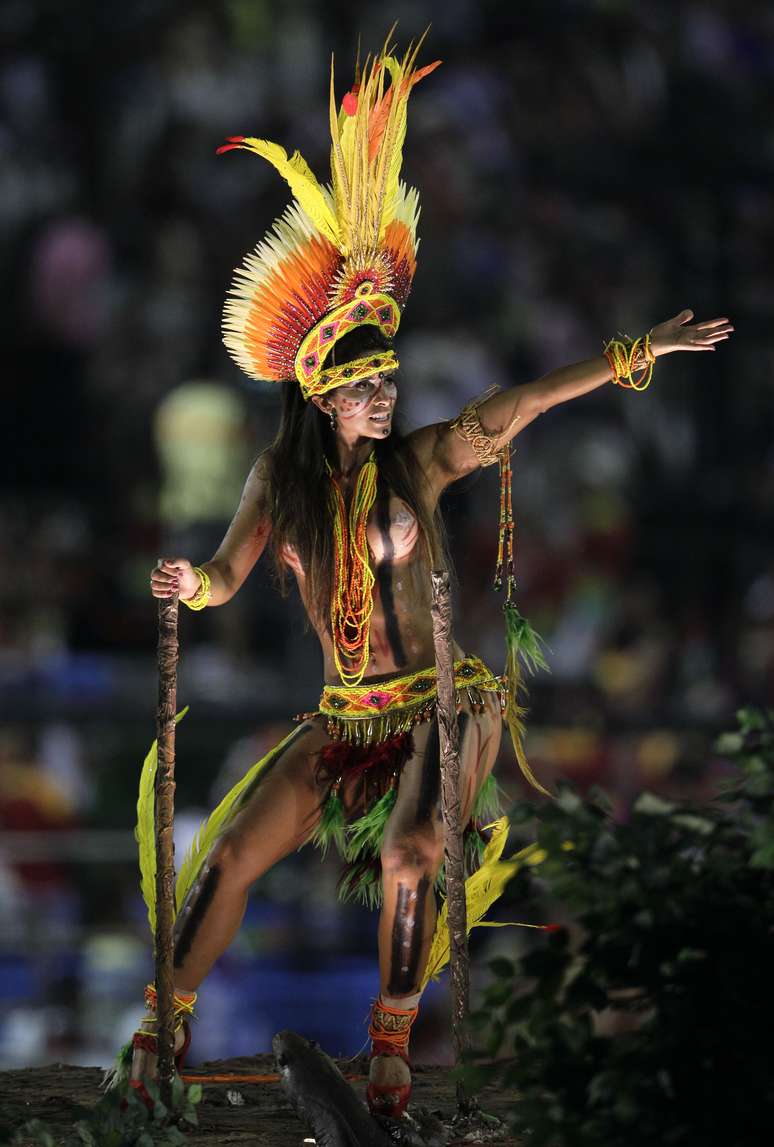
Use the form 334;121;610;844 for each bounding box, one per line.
302;655;506;907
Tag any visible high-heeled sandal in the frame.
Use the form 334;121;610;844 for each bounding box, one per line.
366;998;418;1119
128;983;197;1109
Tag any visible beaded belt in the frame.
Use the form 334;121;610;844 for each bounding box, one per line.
313;655;505;746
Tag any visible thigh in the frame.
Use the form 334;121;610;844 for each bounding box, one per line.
383;690;503;848
217;717;332;876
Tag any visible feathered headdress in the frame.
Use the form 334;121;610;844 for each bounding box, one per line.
218;32;440;400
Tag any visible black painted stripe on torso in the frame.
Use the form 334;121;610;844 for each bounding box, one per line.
375;480;408;668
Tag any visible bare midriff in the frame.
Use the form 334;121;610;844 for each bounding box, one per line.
280;488;464;683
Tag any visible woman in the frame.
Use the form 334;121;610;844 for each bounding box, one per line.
129;39;733;1117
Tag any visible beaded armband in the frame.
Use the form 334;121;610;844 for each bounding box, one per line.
448;385;520;468
604;331;656;391
181;566;211;611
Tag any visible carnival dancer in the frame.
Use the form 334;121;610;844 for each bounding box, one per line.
121;35;733;1118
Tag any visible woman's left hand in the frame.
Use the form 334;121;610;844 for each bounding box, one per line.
650;309;734;356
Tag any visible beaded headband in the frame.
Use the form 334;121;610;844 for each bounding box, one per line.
219;36;439;400
318;350;400;392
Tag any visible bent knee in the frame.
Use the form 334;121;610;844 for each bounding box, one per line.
207;831;260;890
381;827;445;879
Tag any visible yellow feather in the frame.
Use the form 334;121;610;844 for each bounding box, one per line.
329;59;351;251
236;137;339;247
135;707;189;935
420;818;546;988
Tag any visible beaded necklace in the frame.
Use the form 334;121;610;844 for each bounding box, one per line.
327;453;378;686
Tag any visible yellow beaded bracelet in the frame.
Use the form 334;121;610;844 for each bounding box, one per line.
604;331;656;391
181;566;211;611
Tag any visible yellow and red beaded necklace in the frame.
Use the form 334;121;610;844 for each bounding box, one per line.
327;454;378;686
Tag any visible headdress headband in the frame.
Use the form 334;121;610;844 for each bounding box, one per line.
218;33;440;399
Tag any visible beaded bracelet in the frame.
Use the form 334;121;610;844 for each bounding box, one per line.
181;566;212;611
604;330;656;391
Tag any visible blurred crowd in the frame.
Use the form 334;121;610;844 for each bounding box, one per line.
1;0;773;1070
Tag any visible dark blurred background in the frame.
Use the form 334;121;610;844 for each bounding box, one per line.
0;0;772;1071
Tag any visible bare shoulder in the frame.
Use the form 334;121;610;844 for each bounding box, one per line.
243;450;272;507
404;418;477;499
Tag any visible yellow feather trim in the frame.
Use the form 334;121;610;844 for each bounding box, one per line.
420;817;546;988
135;707;189;935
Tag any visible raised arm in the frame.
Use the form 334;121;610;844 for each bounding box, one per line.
151;454;273;605
411;309;733;496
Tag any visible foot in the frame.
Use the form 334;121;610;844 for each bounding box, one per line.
129;1015;190;1099
366;998;417;1119
128;984;196;1106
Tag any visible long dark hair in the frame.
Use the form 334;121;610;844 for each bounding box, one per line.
264;326;449;627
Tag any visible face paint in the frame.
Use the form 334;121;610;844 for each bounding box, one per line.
329;375;398;436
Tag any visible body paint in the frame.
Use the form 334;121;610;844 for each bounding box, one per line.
375;481;408;668
174;864;221;967
387;875;430;995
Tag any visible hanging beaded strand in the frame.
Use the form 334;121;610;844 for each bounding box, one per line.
328;454;378;686
494;444;515;603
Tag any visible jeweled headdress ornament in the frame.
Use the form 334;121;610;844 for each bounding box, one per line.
218;33;440;400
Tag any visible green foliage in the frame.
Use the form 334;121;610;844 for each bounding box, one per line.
9;1077;201;1147
466;707;774;1146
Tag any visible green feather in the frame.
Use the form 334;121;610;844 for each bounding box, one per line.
337;862;383;909
101;1040;133;1092
503;602;553;797
312;788;347;859
471;773;503;824
136;707;189;935
344;786;397;862
175;726;301;915
465;828;487;869
504;601;550;676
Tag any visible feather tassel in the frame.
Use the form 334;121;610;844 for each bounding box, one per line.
503;601;552;797
312;786;347;859
337;855;383;909
344;784;398;862
471;772;503;824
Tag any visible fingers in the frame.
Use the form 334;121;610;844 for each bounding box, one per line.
150;557;189;598
694;318;733;331
676;308;694;324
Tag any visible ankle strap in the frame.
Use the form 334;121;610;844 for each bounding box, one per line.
368;998;418;1053
144;982;197;1019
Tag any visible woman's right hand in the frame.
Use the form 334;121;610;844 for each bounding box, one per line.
150;558;201;600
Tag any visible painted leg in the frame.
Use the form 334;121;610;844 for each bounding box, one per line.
130;721;328;1092
369;696;502;1117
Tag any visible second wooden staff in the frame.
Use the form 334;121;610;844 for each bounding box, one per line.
430;569;473;1113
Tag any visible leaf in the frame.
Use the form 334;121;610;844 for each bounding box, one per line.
714;732;744;755
672;813;714;835
186;1082;203;1105
633;792;677;816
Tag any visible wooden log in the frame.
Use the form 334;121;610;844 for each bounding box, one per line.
430;569;474;1113
155;592;179;1109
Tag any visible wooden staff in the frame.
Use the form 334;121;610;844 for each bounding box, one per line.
430;569;473;1113
155;591;180;1109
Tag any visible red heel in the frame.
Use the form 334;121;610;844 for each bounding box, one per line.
366;999;418;1119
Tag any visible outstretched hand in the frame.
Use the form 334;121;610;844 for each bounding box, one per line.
650;309;734;356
